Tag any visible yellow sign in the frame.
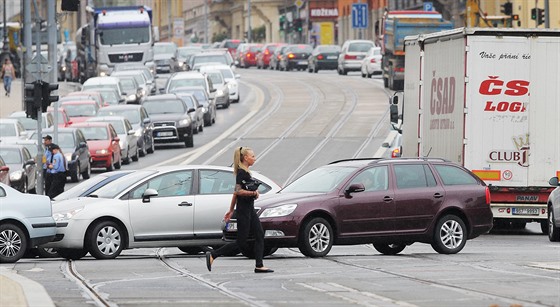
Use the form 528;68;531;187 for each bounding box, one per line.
319;22;334;45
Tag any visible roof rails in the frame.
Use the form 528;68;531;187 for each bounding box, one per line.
328;157;449;165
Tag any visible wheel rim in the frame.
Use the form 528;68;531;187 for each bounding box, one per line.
96;225;121;256
308;223;330;253
0;229;22;257
440;220;464;249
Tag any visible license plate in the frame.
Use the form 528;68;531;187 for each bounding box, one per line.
327;56;337;59
512;208;539;215
226;222;237;231
158;131;173;137
298;61;307;65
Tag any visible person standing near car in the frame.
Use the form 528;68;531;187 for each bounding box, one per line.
206;146;274;273
42;135;53;195
46;144;66;199
1;58;15;96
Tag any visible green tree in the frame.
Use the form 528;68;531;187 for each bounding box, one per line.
212;32;229;43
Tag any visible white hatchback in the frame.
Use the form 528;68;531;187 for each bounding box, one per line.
360;47;382;78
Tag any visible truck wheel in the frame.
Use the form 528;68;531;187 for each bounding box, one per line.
298;217;333;257
431;214;467;254
549;208;560;241
0;223;27;263
541;220;549;235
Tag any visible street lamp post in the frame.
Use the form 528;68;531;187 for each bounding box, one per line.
1;0;10;59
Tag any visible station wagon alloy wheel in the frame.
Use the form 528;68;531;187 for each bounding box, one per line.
299;217;333;257
0;224;27;263
89;221;124;259
431;215;466;254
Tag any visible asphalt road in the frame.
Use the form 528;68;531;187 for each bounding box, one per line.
3;68;559;306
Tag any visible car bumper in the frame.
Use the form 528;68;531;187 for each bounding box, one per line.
153;126;191;142
215;95;229;106
341;61;362;71
28;217;57;247
43;219;90;249
317;61;338;70
222;216;300;247
90;154;113;168
288;60;308;68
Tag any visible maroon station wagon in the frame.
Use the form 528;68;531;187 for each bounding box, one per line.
224;158;493;258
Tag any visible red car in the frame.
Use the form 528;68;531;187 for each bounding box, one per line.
219;39;242;59
256;43;281;69
71;122;122;171
63;91;106;108
47;108;73;127
238;44;262;68
0;156;10;185
60;100;99;124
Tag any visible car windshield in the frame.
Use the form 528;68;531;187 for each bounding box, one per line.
193;55;227;65
79;126;109;140
29;132;75;148
282;166;356;193
98;91;120;105
120;78;137;91
83;84;118;91
13;117;48;130
54;175;108;201
98;109;140;124
178;48;201;57
91;170;157;198
319;46;341;52
53;111;68;122
0;123;16;136
349;42;374;52
178;95;195;109
154;44;177;54
224;41;240;49
62;104;97;117
106;120;125;134
289;45;313;53
207;72;223;84
169;78;206;91
143;99;185;114
0;148;21;164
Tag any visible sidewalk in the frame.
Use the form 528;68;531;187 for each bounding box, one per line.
0;268;55;307
1;79;81;118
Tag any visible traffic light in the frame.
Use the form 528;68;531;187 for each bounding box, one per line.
41;82;59;112
537;8;545;25
531;8;537;20
279;15;286;30
294;18;303;32
24;82;41;120
61;0;79;11
500;1;512;16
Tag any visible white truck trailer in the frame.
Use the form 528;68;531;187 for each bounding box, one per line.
390;28;560;233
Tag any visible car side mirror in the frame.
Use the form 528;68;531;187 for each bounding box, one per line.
390;104;399;124
24;159;36;166
0;166;9;172
143;118;151;125
235;74;241;79
113;137;120;142
187;108;195;113
119;98;126;104
345;183;365;196
79;141;87;148
550;177;559;186
142;188;158;202
128;129;135;135
210;88;216;93
159;88;165;94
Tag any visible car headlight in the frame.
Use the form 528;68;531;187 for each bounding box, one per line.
96;149;108;155
10;170;23;181
53;208;83;222
178;61;184;67
134;129;143;137
260;204;297;218
127;94;136;102
64;153;73;161
216;89;224;96
202;107;208;113
178;118;190;126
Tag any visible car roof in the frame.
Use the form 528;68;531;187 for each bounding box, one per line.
71;122;111;128
0;118;21;124
170;71;205;79
100;105;142;110
83;77;120;84
144;94;180;101
328;157;451;167
88;116;126;122
61;100;97;105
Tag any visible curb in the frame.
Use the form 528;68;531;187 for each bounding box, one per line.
0;270;55;307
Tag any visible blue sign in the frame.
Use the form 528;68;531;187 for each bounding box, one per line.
423;2;434;11
352;3;368;29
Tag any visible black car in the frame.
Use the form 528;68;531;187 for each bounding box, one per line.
308;45;341;73
30;128;92;182
0;145;37;193
141;94;195;148
279;44;313;71
97;105;155;156
171;86;216;127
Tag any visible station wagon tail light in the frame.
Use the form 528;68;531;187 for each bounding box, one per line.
485;187;491;205
246;53;251;58
317;55;324;60
391;148;401;158
345;54;357;60
394;67;405;72
288;53;295;59
260;204;297;218
370;58;377;63
264;49;270;55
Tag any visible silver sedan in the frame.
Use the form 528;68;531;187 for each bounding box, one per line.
44;165;280;260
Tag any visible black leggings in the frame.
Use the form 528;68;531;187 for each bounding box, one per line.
211;208;265;268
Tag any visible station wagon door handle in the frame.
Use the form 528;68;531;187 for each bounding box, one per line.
178;201;193;207
433;193;444;199
383;196;393;202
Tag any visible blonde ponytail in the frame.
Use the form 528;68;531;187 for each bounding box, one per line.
233;146;251;175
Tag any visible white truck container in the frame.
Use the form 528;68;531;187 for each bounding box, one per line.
391;28;560;233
